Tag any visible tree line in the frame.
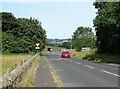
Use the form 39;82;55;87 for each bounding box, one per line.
2;12;46;53
71;2;120;54
72;26;96;51
93;2;120;54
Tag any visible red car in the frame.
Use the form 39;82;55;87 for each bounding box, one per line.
61;51;70;58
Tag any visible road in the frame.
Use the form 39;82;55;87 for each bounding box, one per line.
36;52;119;88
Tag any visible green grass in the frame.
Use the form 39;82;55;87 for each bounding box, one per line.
20;53;40;87
71;48;120;64
83;54;120;64
71;51;92;59
1;53;33;75
1;52;38;87
90;48;97;53
0;55;2;76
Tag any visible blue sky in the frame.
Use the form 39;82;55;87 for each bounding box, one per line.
2;1;97;39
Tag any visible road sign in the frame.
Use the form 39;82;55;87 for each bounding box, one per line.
35;43;40;49
36;43;40;47
36;46;40;49
82;47;90;52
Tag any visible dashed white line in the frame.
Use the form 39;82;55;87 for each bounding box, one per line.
69;60;73;62
63;59;67;60
101;70;120;77
84;65;95;69
75;62;81;64
68;60;82;65
62;58;119;78
76;62;81;65
65;59;119;78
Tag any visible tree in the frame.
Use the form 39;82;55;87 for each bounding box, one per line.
2;12;19;32
2;12;47;53
93;2;120;54
62;42;71;49
72;26;96;51
2;32;15;52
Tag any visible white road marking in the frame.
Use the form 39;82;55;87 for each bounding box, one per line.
77;62;81;65
101;70;120;77
60;58;119;78
64;59;67;60
51;58;62;61
69;60;73;62
67;60;82;65
84;65;95;69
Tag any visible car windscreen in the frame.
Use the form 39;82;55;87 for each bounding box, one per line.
63;52;69;54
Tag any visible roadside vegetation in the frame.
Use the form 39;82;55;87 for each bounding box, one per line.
71;26;96;51
1;12;46;87
71;2;120;64
71;49;96;59
71;50;120;64
2;12;46;53
1;53;33;76
19;53;40;87
93;2;120;54
1;53;39;87
0;54;2;76
83;53;120;64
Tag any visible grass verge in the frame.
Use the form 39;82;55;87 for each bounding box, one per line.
83;53;120;64
19;53;40;87
71;49;120;64
1;53;33;76
71;51;92;59
0;54;2;76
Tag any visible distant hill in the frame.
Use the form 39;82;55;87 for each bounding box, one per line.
47;38;72;45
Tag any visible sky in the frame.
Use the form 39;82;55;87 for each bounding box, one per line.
1;0;97;39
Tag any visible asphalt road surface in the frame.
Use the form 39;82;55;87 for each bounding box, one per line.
44;52;119;88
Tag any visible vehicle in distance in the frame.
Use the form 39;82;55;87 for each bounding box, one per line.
48;48;52;52
61;51;70;58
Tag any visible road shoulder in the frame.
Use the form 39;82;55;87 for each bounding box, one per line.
35;56;57;87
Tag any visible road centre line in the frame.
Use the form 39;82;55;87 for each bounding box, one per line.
69;60;73;62
66;59;119;78
77;62;81;64
67;59;82;65
75;62;77;63
84;65;95;69
64;59;67;60
67;60;95;69
101;70;120;77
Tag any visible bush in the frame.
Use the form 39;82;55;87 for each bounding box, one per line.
83;53;120;64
